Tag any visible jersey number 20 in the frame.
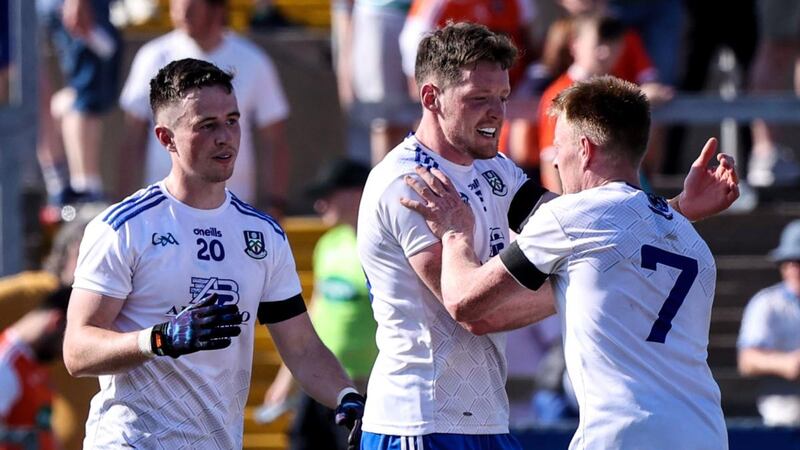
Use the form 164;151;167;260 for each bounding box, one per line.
640;244;698;343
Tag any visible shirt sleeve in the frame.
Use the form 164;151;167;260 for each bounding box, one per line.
501;202;572;289
72;219;134;300
380;176;440;258
261;234;303;302
119;45;161;120
0;362;20;418
738;290;779;349
251;53;290;127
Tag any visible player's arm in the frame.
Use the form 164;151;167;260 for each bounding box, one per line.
405;168;555;333
63;289;150;376
256;120;290;219
261;296;361;417
668;137;739;221
64;290;242;377
738;347;800;381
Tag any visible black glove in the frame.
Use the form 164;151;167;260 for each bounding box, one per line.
151;294;243;358
334;392;365;450
346;418;362;450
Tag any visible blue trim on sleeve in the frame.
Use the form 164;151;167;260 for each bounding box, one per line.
103;185;162;224
106;195;168;230
229;195;286;239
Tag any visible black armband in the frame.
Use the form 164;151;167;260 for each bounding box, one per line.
499;241;549;291
508;180;550;233
257;294;307;324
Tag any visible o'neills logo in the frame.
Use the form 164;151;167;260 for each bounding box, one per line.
193;227;223;237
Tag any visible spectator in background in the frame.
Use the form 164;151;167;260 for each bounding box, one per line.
260;159;377;450
604;0;682;88
664;0;757;175
119;0;291;217
399;0;539;93
537;14;671;193
746;0;800;187
37;0;121;207
0;287;71;450
504;17;574;180
331;0;415;166
738;219;800;426
0;203;102;450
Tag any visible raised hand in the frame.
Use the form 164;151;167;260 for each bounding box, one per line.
400;165;475;239
675;137;740;221
151;293;243;358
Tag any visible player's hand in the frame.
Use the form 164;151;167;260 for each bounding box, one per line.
334;391;365;429
400;165;475;239
150;294;243;358
676;137;740;222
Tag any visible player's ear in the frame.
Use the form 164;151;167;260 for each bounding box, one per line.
578;135;594;169
154;124;176;152
421;83;439;112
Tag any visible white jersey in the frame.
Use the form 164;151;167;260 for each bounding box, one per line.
119;30;289;203
73;182;301;449
357;135;529;435
505;182;726;450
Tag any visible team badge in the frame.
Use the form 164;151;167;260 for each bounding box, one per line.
481;170;507;196
244;230;268;259
647;193;673;220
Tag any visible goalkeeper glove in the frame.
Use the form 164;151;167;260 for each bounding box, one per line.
151;293;242;358
335;391;365;449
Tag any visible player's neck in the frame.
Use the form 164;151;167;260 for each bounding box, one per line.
164;175;227;210
415;120;473;166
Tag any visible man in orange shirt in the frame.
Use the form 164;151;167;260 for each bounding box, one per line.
537;14;672;192
0;288;71;450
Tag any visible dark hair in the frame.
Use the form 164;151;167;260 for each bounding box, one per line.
149;58;234;116
549;75;650;164
415;21;518;88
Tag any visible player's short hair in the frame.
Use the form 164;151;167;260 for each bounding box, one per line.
415;21;518;88
549;75;650;165
149;58;234;116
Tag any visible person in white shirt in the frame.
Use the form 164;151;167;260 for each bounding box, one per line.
400;75;736;449
64;58;364;449
738;219;800;426
118;0;290;216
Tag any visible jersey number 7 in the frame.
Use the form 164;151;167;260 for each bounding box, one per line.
640;245;699;343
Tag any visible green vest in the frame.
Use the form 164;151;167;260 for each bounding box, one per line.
310;225;377;378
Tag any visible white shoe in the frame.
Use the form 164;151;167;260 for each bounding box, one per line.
747;146;800;187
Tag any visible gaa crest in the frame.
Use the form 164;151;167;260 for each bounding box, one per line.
244;230;268;259
481;170;507;196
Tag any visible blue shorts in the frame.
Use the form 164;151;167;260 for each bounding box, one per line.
361;432;522;450
45;0;119;113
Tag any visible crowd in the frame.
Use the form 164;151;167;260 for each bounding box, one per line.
0;0;799;449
